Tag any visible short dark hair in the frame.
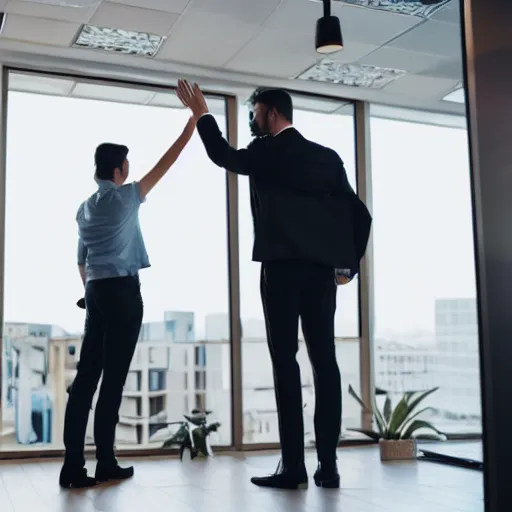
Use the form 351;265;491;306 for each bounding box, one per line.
94;143;129;181
249;88;293;123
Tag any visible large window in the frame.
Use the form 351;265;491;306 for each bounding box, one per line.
0;71;480;456
0;72;231;452
238;97;362;445
371;107;481;434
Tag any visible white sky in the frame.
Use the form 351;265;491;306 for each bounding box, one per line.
4;87;476;342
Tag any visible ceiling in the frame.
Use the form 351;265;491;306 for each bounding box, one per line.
0;0;465;115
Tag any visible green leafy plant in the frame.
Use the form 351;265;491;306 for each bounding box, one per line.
161;410;221;460
347;385;445;441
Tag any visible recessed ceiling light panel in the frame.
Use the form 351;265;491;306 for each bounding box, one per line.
74;25;164;57
310;0;451;17
297;60;407;89
23;0;101;6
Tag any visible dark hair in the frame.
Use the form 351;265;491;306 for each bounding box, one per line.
94;143;129;181
249;88;293;123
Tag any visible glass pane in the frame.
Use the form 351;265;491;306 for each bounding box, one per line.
238;98;361;446
371;108;481;435
1;72;231;452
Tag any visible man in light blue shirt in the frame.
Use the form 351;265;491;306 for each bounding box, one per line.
60;117;195;489
77;178;150;282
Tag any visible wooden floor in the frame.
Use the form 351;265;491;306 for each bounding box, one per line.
0;445;484;512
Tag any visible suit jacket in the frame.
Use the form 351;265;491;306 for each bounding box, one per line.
196;114;372;275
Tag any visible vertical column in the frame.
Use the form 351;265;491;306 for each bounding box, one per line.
49;342;58;445
140;345;150;446
462;0;512;509
354;101;375;430
0;67;7;436
225;96;243;450
56;343;66;445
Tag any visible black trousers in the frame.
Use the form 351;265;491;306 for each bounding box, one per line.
63;276;143;469
260;260;342;468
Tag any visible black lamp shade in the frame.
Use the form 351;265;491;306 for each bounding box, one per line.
315;15;343;54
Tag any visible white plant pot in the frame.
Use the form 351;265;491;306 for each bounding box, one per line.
379;439;417;461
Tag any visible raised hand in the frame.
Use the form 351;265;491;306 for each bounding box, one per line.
177;79;209;120
335;269;353;286
335;275;352;285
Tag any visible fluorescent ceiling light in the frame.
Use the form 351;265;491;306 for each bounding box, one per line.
442;87;465;104
23;0;100;6
74;25;164;57
310;0;450;17
297;60;407;89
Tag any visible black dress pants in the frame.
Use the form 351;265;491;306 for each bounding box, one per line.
260;260;342;468
63;276;143;469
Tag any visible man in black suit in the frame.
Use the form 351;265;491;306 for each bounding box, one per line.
177;80;371;490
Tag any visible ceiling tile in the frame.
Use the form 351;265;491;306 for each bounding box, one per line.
225;30;319;79
382;74;459;98
328;41;377;64
264;1;416;46
264;0;344;34
157;11;261;67
422;56;463;81
388;20;462;57
188;0;281;25
0;14;81;46
226;52;316;79
359;47;445;74
339;5;423;46
431;0;461;24
91;2;179;36
5;0;97;23
108;0;189;14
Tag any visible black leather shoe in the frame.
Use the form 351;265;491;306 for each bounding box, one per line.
314;462;340;488
59;466;97;489
95;464;134;483
251;461;308;490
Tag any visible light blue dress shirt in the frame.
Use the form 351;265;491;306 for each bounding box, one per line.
77;180;150;282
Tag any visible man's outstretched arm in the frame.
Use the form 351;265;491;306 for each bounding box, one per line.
177;80;260;175
196;114;264;175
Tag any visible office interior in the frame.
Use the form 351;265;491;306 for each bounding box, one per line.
0;0;509;510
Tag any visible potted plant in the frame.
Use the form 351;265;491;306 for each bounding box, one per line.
161;409;221;460
348;385;445;461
